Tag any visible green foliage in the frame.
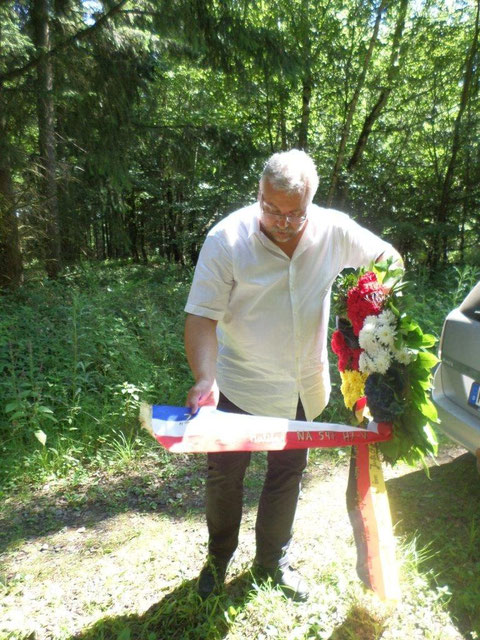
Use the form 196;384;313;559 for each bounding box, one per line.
0;259;192;489
1;0;480;275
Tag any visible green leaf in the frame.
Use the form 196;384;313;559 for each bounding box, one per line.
417;378;432;390
421;334;437;348
34;430;47;446
410;385;427;406
423;423;439;449
5;401;21;413
416;351;439;369
419;398;439;423
37;406;54;414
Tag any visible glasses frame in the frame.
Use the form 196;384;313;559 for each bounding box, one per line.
260;195;308;226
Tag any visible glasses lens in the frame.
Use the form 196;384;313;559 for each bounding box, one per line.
261;197;306;224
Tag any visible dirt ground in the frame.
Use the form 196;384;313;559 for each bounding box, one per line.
0;442;471;640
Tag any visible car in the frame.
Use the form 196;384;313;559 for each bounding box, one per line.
432;280;480;470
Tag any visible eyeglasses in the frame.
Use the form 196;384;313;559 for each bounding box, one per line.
260;196;307;225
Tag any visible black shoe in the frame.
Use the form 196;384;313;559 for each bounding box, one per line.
253;564;309;602
197;558;230;599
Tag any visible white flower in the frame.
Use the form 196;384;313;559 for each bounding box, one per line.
372;349;391;374
375;323;396;348
358;328;377;352
394;347;415;365
363;315;380;332
377;309;396;326
359;352;376;374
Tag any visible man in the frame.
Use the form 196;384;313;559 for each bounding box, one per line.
184;149;401;601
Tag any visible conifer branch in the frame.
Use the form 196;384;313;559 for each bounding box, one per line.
0;0;129;85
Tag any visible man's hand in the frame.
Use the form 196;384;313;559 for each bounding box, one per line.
186;379;219;414
184;314;219;414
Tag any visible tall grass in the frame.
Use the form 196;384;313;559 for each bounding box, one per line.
0;259;193;491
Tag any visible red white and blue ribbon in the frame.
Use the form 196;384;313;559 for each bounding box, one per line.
140;404;393;453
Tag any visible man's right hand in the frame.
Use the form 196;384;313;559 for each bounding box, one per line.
185;314;219;415
186;379;219;415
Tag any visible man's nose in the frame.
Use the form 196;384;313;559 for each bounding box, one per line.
277;215;289;228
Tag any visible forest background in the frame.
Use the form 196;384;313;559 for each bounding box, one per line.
2;0;480;287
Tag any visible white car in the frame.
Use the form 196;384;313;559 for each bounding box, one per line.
432;281;480;469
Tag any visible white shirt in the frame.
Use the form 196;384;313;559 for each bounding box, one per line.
185;202;395;421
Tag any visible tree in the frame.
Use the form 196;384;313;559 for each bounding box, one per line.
327;0;388;205
427;0;480;271
337;0;409;209
0;116;23;289
32;0;61;278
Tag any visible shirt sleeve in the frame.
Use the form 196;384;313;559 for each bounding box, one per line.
184;231;234;321
339;215;396;269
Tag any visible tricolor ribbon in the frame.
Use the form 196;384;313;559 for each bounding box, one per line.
140;404;393;452
139;403;400;602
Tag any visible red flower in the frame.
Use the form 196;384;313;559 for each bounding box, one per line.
346;272;386;335
351;347;363;370
331;330;362;371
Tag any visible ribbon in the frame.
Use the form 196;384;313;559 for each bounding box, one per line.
139;403;400;602
347;444;401;602
139;404;392;453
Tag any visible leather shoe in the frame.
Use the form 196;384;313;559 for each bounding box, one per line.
253;564;309;602
197;558;230;599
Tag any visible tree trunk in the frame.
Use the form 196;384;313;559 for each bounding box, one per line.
126;190;140;262
298;73;312;151
0;106;23;290
338;0;408;208
263;63;275;153
32;0;61;278
279;93;287;151
139;210;148;264
427;0;480;272
327;0;388;206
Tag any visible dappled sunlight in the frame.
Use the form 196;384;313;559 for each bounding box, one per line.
1;445;471;639
0;453;208;554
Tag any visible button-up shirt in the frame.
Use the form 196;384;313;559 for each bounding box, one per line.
185;202;394;421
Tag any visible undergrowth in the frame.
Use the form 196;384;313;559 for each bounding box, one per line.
0;259;192;493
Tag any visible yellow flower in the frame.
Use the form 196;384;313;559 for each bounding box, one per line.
340;370;368;409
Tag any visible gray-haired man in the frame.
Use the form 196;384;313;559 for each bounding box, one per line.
184;149;401;600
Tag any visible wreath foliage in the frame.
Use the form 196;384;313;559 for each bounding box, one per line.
331;260;439;467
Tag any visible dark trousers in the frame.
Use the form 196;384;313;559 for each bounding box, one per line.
205;393;308;569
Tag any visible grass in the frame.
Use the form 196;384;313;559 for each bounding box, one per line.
1;446;477;639
1;260;479;639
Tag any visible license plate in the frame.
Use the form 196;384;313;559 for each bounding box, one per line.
468;382;480;409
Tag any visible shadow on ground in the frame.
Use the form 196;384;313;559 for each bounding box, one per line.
70;573;253;640
0;452;271;553
387;451;480;637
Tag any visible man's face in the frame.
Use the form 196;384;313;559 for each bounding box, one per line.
258;180;309;244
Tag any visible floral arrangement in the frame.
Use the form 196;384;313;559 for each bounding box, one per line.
331;260;439;466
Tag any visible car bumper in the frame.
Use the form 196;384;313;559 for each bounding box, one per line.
432;366;480;456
